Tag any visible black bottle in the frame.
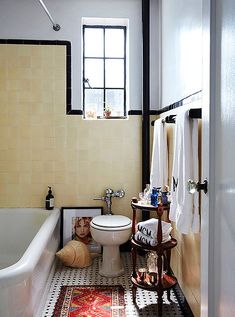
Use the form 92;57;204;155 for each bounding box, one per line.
45;186;54;210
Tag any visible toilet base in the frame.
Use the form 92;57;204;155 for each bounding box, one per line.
98;245;124;277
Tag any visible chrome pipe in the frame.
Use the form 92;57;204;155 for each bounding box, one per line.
38;0;61;31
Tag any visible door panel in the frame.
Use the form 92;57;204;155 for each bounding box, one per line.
202;0;235;316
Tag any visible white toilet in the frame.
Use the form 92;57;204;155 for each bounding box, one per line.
90;214;132;277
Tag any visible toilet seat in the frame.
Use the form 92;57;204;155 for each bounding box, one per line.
91;215;132;231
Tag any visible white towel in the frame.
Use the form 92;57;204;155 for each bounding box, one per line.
135;231;171;246
150;119;168;189
191;119;200;233
169;109;200;234
137;218;172;239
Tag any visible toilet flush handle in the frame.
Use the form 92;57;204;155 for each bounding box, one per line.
93;197;105;201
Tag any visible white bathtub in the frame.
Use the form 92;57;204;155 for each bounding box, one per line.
0;208;60;317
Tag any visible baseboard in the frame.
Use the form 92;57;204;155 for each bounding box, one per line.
172;283;195;316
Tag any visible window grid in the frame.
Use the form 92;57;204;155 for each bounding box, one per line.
83;25;127;118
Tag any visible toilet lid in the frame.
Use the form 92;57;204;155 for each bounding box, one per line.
91;215;131;229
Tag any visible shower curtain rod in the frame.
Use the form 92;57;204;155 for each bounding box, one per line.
38;0;61;31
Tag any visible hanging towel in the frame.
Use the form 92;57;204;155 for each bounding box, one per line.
191;118;200;233
169;109;200;234
137;218;172;239
150;119;168;189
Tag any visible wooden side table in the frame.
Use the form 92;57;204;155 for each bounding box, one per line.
130;198;178;316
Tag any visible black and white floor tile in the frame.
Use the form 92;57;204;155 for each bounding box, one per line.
42;252;194;317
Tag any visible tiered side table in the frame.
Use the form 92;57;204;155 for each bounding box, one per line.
131;197;178;316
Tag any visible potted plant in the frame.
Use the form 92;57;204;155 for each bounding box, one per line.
104;104;112;118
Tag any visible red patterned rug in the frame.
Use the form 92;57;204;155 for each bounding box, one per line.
53;285;125;317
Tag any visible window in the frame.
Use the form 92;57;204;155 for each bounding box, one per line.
82;25;127;119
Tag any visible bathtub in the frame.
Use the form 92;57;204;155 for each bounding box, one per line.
0;208;60;317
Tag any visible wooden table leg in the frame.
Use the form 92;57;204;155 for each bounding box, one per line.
132;285;137;303
156;253;164;316
165;249;171;274
131;246;137;278
167;289;171;302
157;290;163;317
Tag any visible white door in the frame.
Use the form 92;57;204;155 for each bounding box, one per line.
201;0;235;316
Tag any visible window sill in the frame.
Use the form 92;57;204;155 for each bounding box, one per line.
84;116;128;120
98;116;127;119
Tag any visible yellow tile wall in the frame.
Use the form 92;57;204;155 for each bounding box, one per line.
0;44;142;218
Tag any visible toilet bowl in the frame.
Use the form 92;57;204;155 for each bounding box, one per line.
90;214;132;277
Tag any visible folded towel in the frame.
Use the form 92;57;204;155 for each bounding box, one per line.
150;119;168;189
135;231;171;246
137;218;172;239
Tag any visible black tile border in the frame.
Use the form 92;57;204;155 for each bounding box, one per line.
67;109;83;115
0;39;71;46
172;284;195;317
128;110;142;115
154;90;202;115
0;39;72;113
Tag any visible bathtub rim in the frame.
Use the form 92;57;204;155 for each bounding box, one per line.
0;208;60;287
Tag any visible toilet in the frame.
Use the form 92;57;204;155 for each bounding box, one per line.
90;214;132;277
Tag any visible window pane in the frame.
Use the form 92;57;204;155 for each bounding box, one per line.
105;59;124;88
85;59;103;88
84;89;104;118
106;89;124;116
105;29;124;58
84;28;103;57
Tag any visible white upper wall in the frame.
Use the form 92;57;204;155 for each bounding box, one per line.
150;0;161;110
161;0;202;108
0;0;203;111
0;0;142;111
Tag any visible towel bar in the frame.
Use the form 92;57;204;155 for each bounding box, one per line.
151;108;202;126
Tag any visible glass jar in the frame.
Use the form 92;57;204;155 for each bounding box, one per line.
146;251;157;273
162;191;168;205
143;184;151;204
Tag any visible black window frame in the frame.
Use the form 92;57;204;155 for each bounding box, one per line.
82;24;127;118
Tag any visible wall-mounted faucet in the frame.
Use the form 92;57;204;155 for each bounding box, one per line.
94;188;125;215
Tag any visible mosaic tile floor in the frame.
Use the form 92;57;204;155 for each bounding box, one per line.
42;252;193;317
